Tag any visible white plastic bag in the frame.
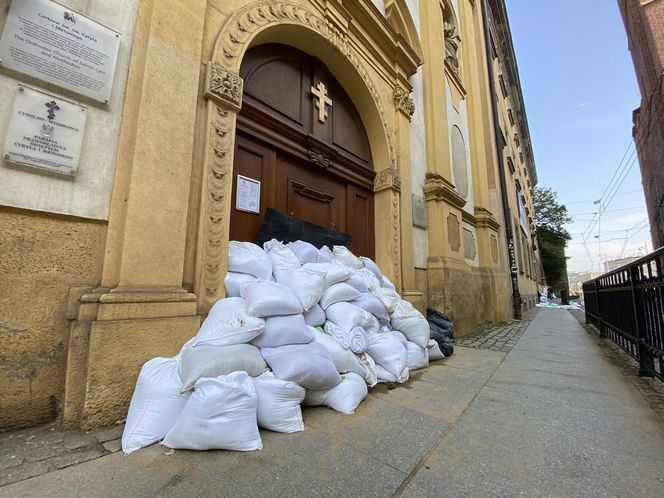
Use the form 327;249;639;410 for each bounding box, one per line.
302;262;350;287
319;282;361;309
303;372;368;414
405;341;429;370
323;320;368;354
276;268;326;311
224;272;259;297
251;314;313;348
122;358;190;454
241;280;303;317
179;343;268;391
228;241;273;280
263;239;301;277
253;371;305;433
304;304;326;326
286;240;319;264
260;342;342;389
332;246;364;269
311;327;371;378
326;301;379;334
162;372;262;451
390;300;430;348
351;293;390;324
427;339;445;361
366;332;407;378
192;297;265;347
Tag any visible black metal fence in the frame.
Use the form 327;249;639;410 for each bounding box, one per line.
583;247;664;381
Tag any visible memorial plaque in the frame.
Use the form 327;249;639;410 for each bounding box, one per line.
0;0;121;103
412;194;427;228
3;85;87;175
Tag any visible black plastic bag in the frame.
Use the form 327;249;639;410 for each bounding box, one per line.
427;308;455;339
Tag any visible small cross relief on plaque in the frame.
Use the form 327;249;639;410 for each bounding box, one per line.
310;82;332;123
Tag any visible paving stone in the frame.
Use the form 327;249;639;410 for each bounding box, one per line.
102;440;121;454
47;448;106;470
92;425;124;444
62;432;98;451
0;461;51;487
0;454;23;473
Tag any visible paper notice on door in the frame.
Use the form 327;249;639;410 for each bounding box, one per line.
236;175;260;214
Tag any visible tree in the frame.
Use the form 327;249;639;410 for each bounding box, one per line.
533;187;572;292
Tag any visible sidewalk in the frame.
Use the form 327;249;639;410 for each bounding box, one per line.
2;308;663;497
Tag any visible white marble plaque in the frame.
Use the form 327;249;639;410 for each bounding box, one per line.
3;85;87;175
0;0;121;103
236;175;261;214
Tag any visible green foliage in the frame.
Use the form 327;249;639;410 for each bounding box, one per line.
533;187;572;290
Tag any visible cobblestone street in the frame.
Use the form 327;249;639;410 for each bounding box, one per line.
456;308;537;352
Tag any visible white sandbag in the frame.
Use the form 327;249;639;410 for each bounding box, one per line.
224;272;259;297
228;241;272;280
319;282;361;309
192;297;265;347
311;327;371;378
359;256;384;284
427;339;445;361
345;272;370;293
276;268;326;311
302;262;350;287
304;304;326;326
303;372;368;414
241;280;303;317
263;239;301;277
381;275;397;290
374;364;409;384
326;302;380;334
260;342;341;389
323;320;368;354
317;245;334;262
390;300;430;348
162;372;262;451
372;286;401;313
357;352;378;387
405;341;429;370
179;343;267;391
393;330;408;346
366;332;407;378
253;371;305;433
355;268;383;292
122;358;190;454
333;245;364;269
351;293;390;324
251;314;313;348
286;240;319;264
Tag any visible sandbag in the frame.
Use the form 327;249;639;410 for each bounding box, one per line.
392;330;408;346
375;364;410;384
253;371;305;433
323;320;368;354
381;275;396;290
302;262;350;287
359;256;384;284
263;239;301;277
241;280;303;317
304;304;326;326
286;240;319;264
326;301;380;335
162;372;262;451
122;358;190;454
357;352;378;387
317;245;334;263
276;268;326;311
260;342;342;389
319;282;361;309
228;241;272;280
224;272;259;297
344;272;370;293
192;297;265;347
333;245;363;269
405;341;429;370
311;327;372;378
251;314;313;348
390;300;430;348
179;343;268;391
303;372;368;414
372;287;401;313
355;268;383;292
427;339;445;361
366;332;407;378
351;293;390;324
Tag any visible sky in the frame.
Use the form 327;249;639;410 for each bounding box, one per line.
505;0;649;274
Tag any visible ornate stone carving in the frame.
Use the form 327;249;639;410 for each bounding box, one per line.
423;172;466;209
374;168;401;193
393;86;415;120
309;150;330;169
205;63;243;111
444;20;461;78
391;190;402;291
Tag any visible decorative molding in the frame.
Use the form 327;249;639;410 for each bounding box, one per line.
393;85;415;120
474;206;501;232
391;190;402;291
205;63;243;111
423;172;466;209
309;150;330;169
374;167;401;192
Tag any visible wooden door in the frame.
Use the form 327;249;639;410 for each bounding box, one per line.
230;44;375;257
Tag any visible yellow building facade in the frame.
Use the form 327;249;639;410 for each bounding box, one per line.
0;0;537;431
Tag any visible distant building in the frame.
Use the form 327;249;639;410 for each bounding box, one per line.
618;0;664;250
604;255;641;272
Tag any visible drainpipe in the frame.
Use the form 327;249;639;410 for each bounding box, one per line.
480;0;522;319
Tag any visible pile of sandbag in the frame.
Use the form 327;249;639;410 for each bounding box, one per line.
122;240;447;454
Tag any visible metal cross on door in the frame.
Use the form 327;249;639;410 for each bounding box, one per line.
310;82;332;123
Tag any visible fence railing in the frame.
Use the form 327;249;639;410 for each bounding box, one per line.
583;247;664;381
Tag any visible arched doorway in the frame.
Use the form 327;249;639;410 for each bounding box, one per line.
229;44;375;257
